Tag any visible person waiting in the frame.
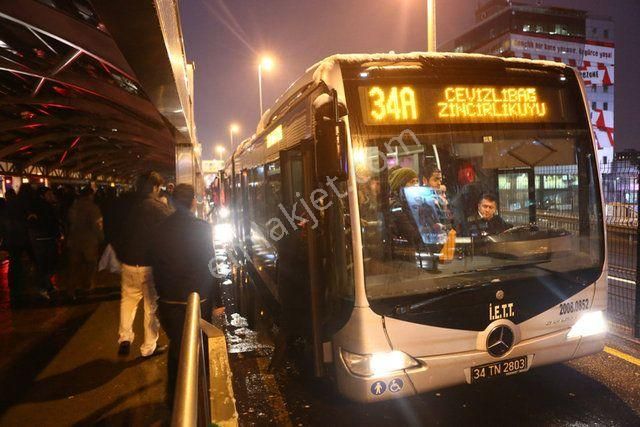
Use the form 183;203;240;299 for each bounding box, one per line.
148;184;223;404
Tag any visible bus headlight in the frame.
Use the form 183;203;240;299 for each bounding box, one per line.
213;223;233;244
567;311;607;339
218;207;230;219
341;349;419;377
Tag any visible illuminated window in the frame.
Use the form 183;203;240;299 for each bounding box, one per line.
554;24;569;35
266;125;283;148
522;24;531;32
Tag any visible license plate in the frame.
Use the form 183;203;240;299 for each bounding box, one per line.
470;355;528;383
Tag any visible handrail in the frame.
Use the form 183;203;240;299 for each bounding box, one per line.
171;292;211;427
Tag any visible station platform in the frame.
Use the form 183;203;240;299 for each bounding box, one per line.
0;281;171;426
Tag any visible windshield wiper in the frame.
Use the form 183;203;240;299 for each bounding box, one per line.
392;281;493;315
455;259;551;275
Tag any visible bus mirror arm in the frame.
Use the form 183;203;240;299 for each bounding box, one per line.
314;89;348;181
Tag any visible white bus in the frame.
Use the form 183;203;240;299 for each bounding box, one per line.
221;53;607;402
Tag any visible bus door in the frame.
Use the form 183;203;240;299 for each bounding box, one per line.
278;141;324;375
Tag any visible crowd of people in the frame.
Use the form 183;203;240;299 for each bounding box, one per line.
1;182;109;305
0;171;223;403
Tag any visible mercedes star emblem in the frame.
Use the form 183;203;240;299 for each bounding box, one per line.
486;325;515;357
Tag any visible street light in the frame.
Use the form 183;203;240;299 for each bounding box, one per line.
215;145;226;161
427;0;436;52
229;123;240;150
258;55;275;118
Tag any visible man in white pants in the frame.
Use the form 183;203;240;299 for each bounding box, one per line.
115;171;173;357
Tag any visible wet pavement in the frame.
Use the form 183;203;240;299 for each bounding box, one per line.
0;279;170;426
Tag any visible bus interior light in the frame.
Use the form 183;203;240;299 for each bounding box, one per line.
341;349;418;377
567;311;607;339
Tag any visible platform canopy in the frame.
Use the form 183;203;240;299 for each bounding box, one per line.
0;0;193;183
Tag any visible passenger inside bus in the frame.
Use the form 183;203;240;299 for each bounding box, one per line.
358;171;382;225
466;193;512;237
388;167;420;246
421;163;452;236
450;161;494;236
388;166;453;260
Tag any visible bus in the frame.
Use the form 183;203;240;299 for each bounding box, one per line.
219;53;607;402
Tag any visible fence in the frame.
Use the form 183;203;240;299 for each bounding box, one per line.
601;161;639;338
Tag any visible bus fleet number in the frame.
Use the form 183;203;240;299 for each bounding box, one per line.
559;299;589;315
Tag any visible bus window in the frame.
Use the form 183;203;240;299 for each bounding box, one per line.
346;72;604;314
265;161;282;225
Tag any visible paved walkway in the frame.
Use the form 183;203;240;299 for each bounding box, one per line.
0;286;170;426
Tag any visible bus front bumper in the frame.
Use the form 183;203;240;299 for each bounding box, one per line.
336;328;605;403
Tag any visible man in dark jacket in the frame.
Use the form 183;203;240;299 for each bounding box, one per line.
27;186;60;300
149;183;221;403
117;172;173;357
467;193;512;237
7;186;31;305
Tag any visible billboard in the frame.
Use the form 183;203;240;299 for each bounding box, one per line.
583;41;615;65
510;34;583;64
580;65;614;85
510;35;615;68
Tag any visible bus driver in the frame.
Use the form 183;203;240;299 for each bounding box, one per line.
467;193;512;237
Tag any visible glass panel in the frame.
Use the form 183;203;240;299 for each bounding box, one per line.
69;55;145;98
0;70;39;97
264;161;282;223
0;17;67;71
35;0;105;31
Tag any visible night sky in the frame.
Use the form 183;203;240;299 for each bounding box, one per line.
179;0;639;158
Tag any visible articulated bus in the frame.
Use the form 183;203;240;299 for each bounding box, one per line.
219;53;607;402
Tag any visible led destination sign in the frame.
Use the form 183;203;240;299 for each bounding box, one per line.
359;84;572;126
438;87;546;119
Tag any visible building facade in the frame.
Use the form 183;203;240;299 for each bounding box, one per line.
442;0;615;164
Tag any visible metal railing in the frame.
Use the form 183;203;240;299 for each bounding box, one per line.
172;292;211;427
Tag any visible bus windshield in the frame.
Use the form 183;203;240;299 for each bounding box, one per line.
344;68;604;307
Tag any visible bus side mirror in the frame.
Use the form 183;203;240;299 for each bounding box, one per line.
314;89;348;181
